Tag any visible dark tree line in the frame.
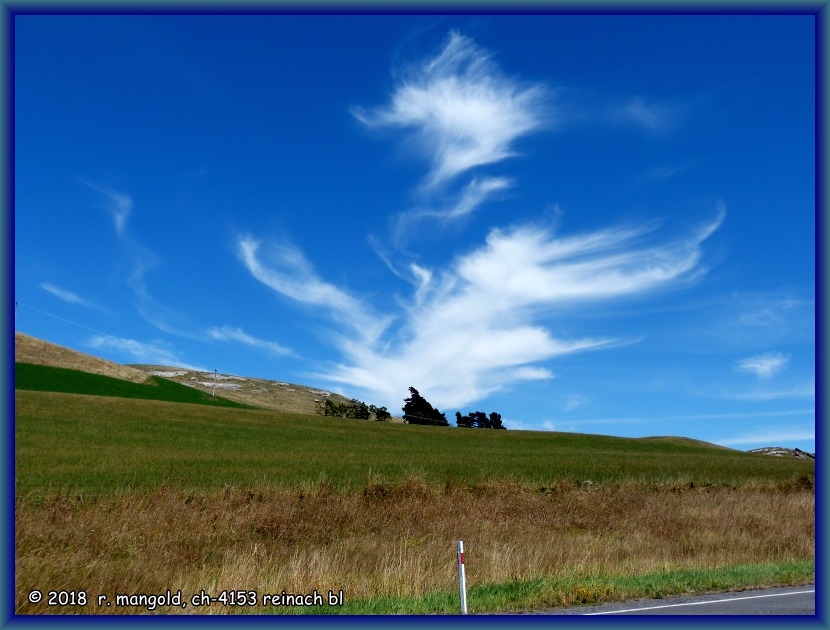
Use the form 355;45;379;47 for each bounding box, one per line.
324;398;390;421
455;410;505;429
324;386;507;429
402;387;449;426
402;386;507;430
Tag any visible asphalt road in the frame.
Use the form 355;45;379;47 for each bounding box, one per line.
528;585;816;615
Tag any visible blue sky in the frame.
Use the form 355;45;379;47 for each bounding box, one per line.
14;14;815;452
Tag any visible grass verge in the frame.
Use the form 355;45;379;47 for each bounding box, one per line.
277;561;815;615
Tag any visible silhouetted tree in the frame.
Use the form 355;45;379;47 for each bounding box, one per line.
370;405;391;421
455;410;507;430
489;411;505;430
403;387;448;426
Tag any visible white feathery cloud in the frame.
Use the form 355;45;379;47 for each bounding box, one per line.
735;351;789;379
392;176;514;245
312;209;724;410
444;177;514;219
235;33;725;412
236;236;392;344
354;30;548;190
409;263;433;308
208;326;294;357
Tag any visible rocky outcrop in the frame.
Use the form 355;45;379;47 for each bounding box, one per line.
748;446;815;460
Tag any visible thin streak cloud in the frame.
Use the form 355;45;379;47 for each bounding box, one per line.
40;283;95;308
81;179;133;236
87;334;204;370
208;326;295;358
717;428;815;447
735;351;789;379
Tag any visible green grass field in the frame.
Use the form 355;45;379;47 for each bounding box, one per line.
14;383;815;615
15;362;254;410
15;388;813;496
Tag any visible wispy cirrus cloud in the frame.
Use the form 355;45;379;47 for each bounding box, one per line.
725;382;815;401
354;31;548;190
564;395;589;412
355;31;548;238
40;283;99;310
208;326;294;358
562;408;814;429
83;180;171;329
391;176;514;244
81;180;133;236
735;351;789;379
735;294;814;346
237;31;726;411
620;96;683;134
318;210;723;409
87;334;204;369
83;182;294;363
716;427;815;447
236;235;392;344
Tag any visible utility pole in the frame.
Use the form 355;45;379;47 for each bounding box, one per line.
212;368;217;398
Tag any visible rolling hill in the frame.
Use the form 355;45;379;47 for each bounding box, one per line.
13;333;814;617
14;331;149;383
126;364;356;416
14;331;359;416
12;332;811;450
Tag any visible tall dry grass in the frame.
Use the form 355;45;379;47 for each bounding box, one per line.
16;478;814;614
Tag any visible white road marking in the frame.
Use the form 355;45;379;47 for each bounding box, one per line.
585;589;815;615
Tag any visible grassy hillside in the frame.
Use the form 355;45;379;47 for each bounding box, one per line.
15;389;813;496
14;331;358;415
15;390;815;614
12;343;815;615
14;331;149;383
15;389;814;615
127;363;358;415
15;362;254;410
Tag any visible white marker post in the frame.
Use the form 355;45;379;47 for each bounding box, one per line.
457;540;468;615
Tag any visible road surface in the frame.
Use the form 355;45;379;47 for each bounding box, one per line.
525;585;815;615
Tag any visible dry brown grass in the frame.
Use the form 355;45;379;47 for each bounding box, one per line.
125;365;359;416
15;479;814;614
15;332;150;384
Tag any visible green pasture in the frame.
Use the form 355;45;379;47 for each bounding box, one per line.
15;362;253;409
15;388;814;497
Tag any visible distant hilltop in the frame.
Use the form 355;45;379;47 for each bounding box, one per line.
748;447;815;461
14;330;390;418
